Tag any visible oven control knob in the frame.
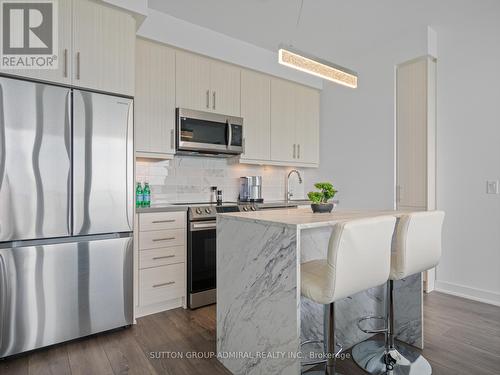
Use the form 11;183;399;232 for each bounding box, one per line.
196;208;202;214
205;208;212;214
250;206;256;211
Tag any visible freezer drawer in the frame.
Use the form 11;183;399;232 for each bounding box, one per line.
73;90;133;236
0;77;72;242
0;236;133;358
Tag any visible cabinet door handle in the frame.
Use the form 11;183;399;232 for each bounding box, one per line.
212;91;216;110
293;144;296;159
76;52;80;80
206;90;210;108
63;49;68;77
152;255;176;260
297;144;301;159
153;281;175;288
170;129;175;150
152;237;175;242
152;219;175;224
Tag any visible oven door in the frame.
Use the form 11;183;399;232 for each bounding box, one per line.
188;220;217;308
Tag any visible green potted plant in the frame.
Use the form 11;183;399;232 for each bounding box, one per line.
307;182;338;213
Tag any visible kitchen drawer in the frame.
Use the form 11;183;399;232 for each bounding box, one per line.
140;246;185;269
139;211;186;231
140;263;185;306
139;229;185;250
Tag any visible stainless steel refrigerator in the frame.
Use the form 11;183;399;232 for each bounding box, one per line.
0;76;134;358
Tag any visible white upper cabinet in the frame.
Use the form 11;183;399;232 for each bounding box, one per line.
135;39;176;158
133;45;319;167
175;50;211;111
0;0;135;96
210;60;240;116
294;85;320;165
270;78;296;163
0;0;72;85
269;77;320;166
73;0;135;96
240;70;271;161
175;50;240;116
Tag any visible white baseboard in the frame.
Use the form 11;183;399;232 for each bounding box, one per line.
434;280;500;307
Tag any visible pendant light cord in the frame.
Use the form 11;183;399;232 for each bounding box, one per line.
291;0;304;47
296;0;304;29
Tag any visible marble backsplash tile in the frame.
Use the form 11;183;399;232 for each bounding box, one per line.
136;156;305;204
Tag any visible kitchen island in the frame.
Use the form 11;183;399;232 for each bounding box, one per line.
216;208;423;375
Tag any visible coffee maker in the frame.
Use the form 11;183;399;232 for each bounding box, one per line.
239;176;263;203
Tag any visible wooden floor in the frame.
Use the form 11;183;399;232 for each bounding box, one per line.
1;292;499;375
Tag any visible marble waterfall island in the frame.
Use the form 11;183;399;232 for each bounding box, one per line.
216;208;423;375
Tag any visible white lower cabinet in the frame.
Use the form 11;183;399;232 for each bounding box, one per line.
140;246;185;269
140;263;185;306
135;211;187;317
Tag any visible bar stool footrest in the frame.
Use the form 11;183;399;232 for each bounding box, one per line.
300;340;343;367
357;315;387;334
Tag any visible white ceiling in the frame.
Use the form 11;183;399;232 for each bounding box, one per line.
148;0;443;62
146;0;500;93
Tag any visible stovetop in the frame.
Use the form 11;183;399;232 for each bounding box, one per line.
172;201;238;206
185;201;259;221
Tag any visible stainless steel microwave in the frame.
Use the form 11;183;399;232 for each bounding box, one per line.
176;108;244;156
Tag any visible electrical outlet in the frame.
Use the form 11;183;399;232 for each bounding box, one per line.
486;180;499;194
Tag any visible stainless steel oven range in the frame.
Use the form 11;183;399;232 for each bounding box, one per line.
186;202;258;309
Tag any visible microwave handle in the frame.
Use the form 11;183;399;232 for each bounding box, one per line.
227;120;232;147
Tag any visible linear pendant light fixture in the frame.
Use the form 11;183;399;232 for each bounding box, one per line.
278;44;358;88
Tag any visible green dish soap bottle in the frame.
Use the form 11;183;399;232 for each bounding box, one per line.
143;182;151;207
136;182;144;208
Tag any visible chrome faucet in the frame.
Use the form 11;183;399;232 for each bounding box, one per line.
286;169;303;202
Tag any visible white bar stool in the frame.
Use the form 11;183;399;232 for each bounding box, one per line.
351;211;445;375
301;216;396;374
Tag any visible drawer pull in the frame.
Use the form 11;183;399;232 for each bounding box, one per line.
152;255;175;260
152;219;176;223
153;281;175;288
152;237;175;242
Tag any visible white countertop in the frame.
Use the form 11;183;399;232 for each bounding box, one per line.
220;208;411;229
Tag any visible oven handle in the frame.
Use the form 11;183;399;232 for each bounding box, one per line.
190;221;217;231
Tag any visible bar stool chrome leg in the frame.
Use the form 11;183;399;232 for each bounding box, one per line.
302;303;344;375
351;280;432;375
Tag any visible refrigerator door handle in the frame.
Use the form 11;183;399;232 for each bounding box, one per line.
65;91;73;235
0;85;4;192
0;253;6;330
126;101;134;231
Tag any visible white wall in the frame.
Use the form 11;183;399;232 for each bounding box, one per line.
433;11;500;305
304;29;427;210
